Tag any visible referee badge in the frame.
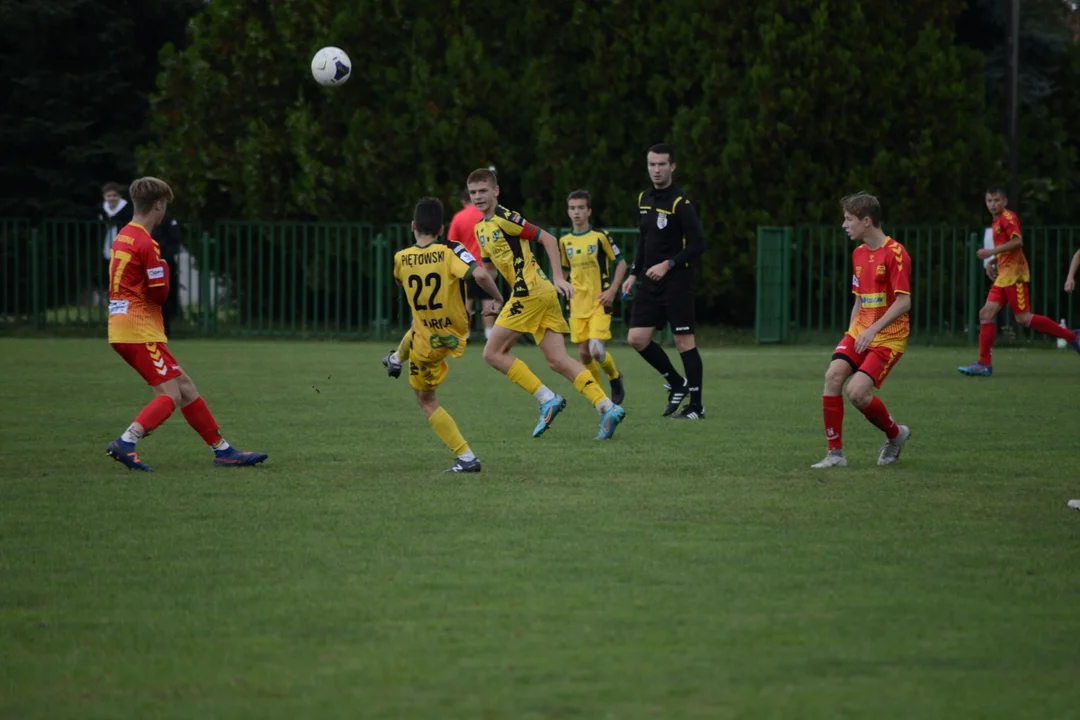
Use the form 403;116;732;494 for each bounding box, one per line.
656;213;667;229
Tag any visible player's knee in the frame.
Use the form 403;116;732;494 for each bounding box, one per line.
1015;312;1031;326
578;348;591;365
824;365;845;390
978;306;997;322
845;382;872;408
627;330;649;351
588;339;605;361
482;343;502;367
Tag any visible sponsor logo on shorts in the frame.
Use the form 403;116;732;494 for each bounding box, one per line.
508;301;524;317
674;326;690;332
109;299;129;315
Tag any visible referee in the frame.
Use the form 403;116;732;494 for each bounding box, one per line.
621;143;706;419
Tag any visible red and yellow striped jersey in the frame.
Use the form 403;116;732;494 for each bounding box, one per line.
991;209;1028;287
848;237;912;352
107;223;169;344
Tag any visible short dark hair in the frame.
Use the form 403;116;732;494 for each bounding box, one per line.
648;143;675;163
841;192;882;227
414;197;444;236
101;182;124;195
459;189;471;205
467;168;497;187
986;184;1008;197
566;190;591;208
129;177;174;214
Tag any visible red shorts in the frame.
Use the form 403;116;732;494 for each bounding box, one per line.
112;342;183;386
987;282;1030;314
833;334;903;388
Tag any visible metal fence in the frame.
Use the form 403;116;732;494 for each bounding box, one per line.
756;225;1079;344
0;218;642;340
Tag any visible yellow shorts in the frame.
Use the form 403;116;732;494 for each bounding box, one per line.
569;311;613;344
496;292;570;343
407;332;465;392
408;357;449;392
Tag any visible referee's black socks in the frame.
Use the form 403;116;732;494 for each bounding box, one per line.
638;341;684;387
680;348;703;408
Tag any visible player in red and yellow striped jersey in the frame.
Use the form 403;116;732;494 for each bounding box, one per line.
813;193;912;469
105;177;267;472
959;185;1080;375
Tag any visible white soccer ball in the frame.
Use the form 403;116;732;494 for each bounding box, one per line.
311;47;352;86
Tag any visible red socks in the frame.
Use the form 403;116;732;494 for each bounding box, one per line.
181;397;222;446
134;395;176;436
860;396;899;440
822;395;844;450
978;321;995;366
1027;314;1076;342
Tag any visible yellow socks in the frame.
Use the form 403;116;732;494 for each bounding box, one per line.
428;407;469;456
597;352;619;380
507;358;543;395
584;359;602;386
396;331;412;362
573;369;608;408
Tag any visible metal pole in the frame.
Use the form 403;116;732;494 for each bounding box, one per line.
1006;0;1020;209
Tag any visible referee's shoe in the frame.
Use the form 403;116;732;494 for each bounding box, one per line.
672;405;705;420
662;380;688;416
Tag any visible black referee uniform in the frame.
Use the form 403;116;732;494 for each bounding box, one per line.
629;184;706;417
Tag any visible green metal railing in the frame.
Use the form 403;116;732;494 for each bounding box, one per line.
0;218;642;340
756;224;1079;344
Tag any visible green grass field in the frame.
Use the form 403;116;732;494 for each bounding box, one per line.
2;338;1079;719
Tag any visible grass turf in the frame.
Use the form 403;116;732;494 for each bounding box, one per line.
2;338;1079;719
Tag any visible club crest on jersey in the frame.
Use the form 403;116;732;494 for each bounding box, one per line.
588;244;597;255
566;247;574;258
876;264;887;276
656;213;667;229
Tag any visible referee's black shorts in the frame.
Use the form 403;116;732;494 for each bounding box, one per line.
466;276;492;302
629;273;696;334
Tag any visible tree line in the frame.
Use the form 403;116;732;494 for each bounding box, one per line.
5;0;1080;323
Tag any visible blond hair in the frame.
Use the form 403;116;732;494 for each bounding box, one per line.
129;177;174;214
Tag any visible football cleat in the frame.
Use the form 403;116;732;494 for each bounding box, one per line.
877;424;911;466
1068;499;1080;511
671;405;705;420
811;450;848;469
958;362;992;377
213;448;269;467
381;350;402;379
662;380;688;416
595;404;626;440
1067;329;1080;358
609;373;625;406
533;394;567;438
106;438;154;472
445;457;481;474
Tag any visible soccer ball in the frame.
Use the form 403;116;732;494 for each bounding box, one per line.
311;47;352;86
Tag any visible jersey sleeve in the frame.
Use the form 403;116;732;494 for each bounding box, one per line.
1005;212;1022;239
141;238;170;304
599;230;621;262
851;249;860;295
890;245;912;295
447;241;477;279
495;209;541;242
392;251;402;286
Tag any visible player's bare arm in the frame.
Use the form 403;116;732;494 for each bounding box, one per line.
472;265;503;307
854;294;912;353
482;261;503;315
537;230;574;298
1065;249;1080;293
598;258;628;308
976;235;1022;260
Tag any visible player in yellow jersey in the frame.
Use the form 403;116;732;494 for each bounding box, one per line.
558;190;627;405
391;197;504;473
465;168;626;440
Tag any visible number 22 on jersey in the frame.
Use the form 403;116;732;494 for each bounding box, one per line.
408;272;443;311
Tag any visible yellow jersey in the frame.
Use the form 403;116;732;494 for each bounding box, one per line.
393;241;476;358
558;227;622;318
474;205;552;298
